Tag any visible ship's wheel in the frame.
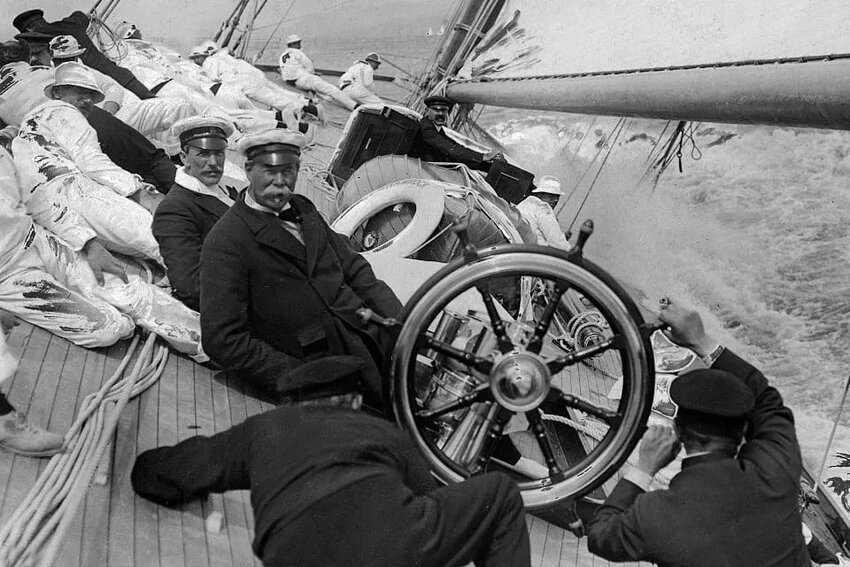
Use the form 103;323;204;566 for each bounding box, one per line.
381;227;656;510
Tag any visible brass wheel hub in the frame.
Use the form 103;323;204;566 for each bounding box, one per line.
489;351;551;412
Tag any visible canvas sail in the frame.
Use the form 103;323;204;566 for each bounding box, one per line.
446;0;850;129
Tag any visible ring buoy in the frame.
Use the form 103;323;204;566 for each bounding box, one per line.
331;178;446;259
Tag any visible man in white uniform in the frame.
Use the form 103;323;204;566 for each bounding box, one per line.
49;35;194;154
339;52;383;107
0;146;204;358
279;34;357;110
11;62;162;262
516;176;571;251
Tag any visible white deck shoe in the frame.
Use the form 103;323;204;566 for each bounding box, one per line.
0;411;64;457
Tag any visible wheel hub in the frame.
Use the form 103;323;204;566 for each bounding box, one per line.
489;351;551;412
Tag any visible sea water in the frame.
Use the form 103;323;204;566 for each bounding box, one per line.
480;109;850;471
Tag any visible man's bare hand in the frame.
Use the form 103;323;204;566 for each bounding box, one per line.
658;300;716;357
83;239;129;285
102;101;120;115
0;309;18;336
636;424;681;476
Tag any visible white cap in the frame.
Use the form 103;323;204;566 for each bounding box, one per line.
49;35;86;59
365;52;381;64
285;34;302;45
113;20;137;40
44;61;105;103
238;129;307;163
531;175;564;196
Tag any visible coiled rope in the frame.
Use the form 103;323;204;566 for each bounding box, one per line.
0;333;169;566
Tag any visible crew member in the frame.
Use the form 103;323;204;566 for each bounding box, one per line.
131;357;531;567
516;176;571;251
199;130;402;403
278;34;357;111
409;95;500;172
152;116;237;310
0;311;64;457
11;61;162;262
12;8;155;99
587;301;810;567
339;52;383;106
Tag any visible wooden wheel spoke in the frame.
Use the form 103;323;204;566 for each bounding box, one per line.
546;334;623;374
549;387;620;425
526;409;563;476
468;407;513;475
526;280;569;354
415;383;491;419
422;334;494;374
474;284;514;354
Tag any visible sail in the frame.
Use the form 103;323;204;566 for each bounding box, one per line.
446;0;850;129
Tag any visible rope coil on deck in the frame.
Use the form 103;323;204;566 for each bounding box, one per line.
0;333;169;567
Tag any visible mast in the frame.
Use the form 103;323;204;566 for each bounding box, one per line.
446;56;850;130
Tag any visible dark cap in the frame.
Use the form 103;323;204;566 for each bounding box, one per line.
424;94;455;109
14;31;52;45
276;356;365;403
670;368;754;436
13;9;45;32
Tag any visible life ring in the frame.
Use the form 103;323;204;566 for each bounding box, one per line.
331;178;446;259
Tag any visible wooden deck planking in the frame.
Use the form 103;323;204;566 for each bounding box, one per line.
134;357;165;567
107;392;142;567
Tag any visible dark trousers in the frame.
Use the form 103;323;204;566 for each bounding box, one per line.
81;50;155;100
264;473;530;567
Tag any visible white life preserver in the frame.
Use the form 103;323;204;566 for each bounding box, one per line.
331;178;446;259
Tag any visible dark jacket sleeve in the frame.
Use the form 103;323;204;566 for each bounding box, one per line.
716;349;801;488
586;476;652;561
417;118;487;169
200;222;302;389
131;421;251;506
329;228;403;318
152;194;203;310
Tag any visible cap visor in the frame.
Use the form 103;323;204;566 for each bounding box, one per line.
185;137;229;151
251;152;298;166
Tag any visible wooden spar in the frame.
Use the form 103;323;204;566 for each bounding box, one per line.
447;58;850;130
214;0;246;43
221;0;251;49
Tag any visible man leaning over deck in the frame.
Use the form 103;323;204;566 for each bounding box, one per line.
132;357;531;567
152;116;238;311
199;130;402;404
586;300;809;567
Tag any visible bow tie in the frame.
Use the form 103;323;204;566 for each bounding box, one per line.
277;207;302;224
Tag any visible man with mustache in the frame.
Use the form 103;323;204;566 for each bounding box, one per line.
409;95;501;172
199;130;402;405
152;116;237;311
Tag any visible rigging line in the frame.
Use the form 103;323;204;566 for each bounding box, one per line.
566;118;627;231
282;0;358;23
379;55;416;78
255;0;298;60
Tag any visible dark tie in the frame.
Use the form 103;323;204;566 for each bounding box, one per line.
278;207;302;224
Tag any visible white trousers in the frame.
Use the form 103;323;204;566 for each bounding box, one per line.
294;73;357;110
240;79;306;113
32;175;162;263
115;97;196;155
0;226;203;357
341;84;383;106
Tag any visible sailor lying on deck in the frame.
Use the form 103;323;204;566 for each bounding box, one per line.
12;8;154;100
0;40;178;194
409;94;502;172
587;301;810;567
0;146;205;360
278;34;358;111
199;130;401;405
11;62;163;263
152;117;238;311
132;357;531;567
0;310;64;457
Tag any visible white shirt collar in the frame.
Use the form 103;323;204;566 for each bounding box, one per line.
175;167;234;206
243;190;296;216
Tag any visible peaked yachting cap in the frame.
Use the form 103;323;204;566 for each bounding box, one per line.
532;175;564;196
670;368;755;436
14;31;52;45
49;35;86;59
238;129;307;165
173;115;234;150
13;9;44;32
276;356;365;403
44;61;105;103
423;94;455;109
365;52;381;64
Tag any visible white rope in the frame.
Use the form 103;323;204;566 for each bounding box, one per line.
0;334;170;566
540;411;609;442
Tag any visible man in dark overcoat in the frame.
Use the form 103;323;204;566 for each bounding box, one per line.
409;95;497;172
152;116;237;310
587;302;810;567
199;129;402;402
131;357;531;567
12;8;155;100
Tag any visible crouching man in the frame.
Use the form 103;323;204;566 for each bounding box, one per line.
132;357;531;567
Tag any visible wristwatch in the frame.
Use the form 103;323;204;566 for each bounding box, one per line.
701;343;725;367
